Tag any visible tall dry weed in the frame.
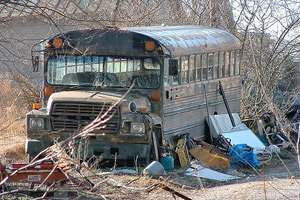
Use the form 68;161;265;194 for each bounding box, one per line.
0;73;39;163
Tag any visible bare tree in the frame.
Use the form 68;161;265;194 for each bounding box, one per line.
3;0;300;198
228;0;300;176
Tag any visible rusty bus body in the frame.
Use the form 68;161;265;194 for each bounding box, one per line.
26;26;241;163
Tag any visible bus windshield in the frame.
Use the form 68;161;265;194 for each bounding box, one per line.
46;55;161;89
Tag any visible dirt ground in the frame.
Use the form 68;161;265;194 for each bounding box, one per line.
144;150;300;200
69;149;299;200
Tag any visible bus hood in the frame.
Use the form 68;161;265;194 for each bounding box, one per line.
47;91;124;110
46;90;151;113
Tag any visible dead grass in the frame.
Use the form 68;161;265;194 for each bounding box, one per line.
0;73;39;163
2;143;26;162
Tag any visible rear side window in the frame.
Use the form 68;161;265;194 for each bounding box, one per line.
225;52;229;77
214;53;219;78
208;53;214;79
202;54;207;80
181;56;189;83
189;55;195;82
236;50;241;75
173;57;180;84
230;51;235;76
196;55;201;81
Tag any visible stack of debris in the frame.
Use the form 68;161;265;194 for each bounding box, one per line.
144;113;281;181
184;113;266;181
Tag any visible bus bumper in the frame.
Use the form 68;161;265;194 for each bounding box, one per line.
26;140;151;161
25;139;53;156
85;141;151;160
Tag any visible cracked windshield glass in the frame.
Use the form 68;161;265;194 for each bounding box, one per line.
46;55;161;88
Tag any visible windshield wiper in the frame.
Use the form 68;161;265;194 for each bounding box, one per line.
62;83;94;90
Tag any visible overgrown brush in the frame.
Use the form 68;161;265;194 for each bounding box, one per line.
0;73;39;163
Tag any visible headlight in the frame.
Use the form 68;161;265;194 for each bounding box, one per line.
29;118;45;129
130;123;145;134
129;101;137;113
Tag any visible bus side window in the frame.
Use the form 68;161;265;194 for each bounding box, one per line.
128;59;134;71
107;57;114;73
164;58;170;86
214;53;219;78
121;58;127;72
189;55;195;82
134;59;141;71
202;54;207;80
84;56;94;72
92;56;100;72
181;56;189;84
173;57;179;84
208;53;214;79
225;52;229;77
220;52;225;77
114;58;121;73
230;51;235;76
196;54;201;81
236;50;241;75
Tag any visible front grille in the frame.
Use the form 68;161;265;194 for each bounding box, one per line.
51;102;120;133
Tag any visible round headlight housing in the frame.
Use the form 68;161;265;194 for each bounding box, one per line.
129;101;137;113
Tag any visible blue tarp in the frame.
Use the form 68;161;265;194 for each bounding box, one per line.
228;144;260;167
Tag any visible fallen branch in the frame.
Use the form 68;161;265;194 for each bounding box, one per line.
147;183;192;200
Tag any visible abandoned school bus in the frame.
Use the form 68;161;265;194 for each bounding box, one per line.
26;25;242;163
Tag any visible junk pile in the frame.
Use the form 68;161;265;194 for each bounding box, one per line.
144;113;288;181
245;113;293;151
207;113;271;164
185;113;268;181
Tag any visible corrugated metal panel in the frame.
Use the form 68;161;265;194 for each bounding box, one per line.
123;26;241;57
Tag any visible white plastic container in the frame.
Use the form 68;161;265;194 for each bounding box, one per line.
143;161;166;176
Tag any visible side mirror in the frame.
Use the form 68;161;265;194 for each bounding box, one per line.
169;59;178;76
32;56;39;72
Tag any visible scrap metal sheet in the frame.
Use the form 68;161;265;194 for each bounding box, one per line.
185;164;241;181
207;114;266;152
